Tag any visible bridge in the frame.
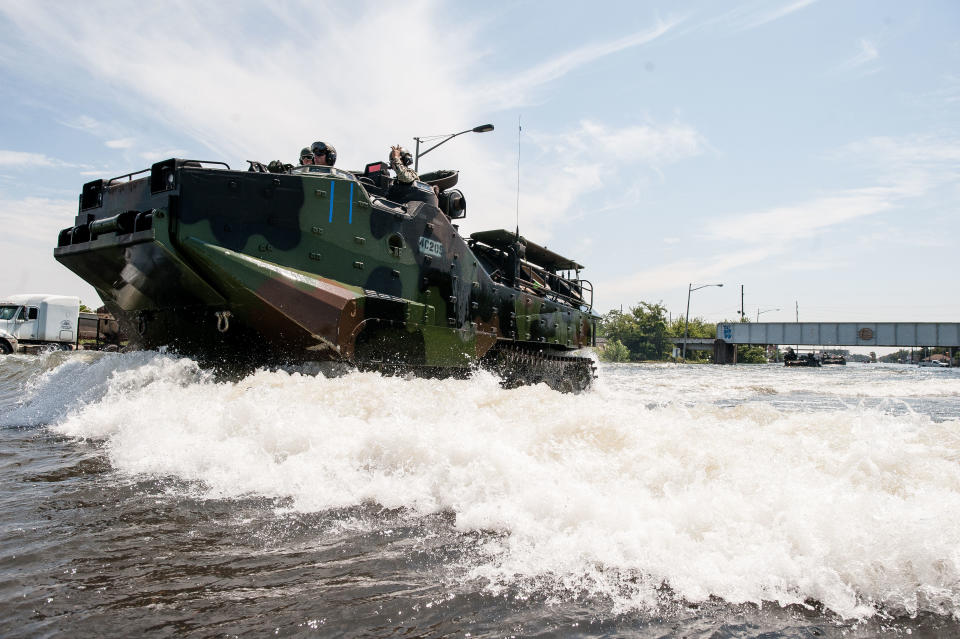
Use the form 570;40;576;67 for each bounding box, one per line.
700;322;960;364
667;337;716;352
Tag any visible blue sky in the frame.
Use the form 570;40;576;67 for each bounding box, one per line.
1;1;957;325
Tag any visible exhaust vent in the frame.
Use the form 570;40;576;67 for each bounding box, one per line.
80;179;104;211
150;159;178;194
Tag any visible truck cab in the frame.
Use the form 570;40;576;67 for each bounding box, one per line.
0;295;80;354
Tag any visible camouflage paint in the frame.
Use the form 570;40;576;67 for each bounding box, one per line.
55;161;596;371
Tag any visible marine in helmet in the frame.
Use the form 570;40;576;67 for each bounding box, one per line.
311;141;337;167
298;147;314;165
386;144;440;207
389;145;417;184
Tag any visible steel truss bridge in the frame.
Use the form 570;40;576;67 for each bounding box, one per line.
710;322;960;364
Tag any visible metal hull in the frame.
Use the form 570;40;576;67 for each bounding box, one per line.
55;160;598;388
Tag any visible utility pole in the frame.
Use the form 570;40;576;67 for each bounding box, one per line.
683;282;723;360
740;285;744;321
795;301;799;352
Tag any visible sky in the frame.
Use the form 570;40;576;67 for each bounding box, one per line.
0;0;957;327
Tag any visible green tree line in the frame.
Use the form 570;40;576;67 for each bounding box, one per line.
598;301;766;363
878;347;958;364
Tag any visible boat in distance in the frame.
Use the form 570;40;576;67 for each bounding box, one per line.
54;157;599;391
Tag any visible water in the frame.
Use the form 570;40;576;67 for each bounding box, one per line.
1;351;959;638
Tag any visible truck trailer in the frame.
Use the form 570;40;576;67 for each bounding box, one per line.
0;294;121;354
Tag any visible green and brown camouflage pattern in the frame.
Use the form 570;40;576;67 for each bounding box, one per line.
55;159;597;388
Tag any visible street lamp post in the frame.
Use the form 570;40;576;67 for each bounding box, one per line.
683;282;723;360
756;307;781;322
414;123;494;172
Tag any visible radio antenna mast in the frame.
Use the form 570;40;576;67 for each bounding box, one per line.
515;114;521;237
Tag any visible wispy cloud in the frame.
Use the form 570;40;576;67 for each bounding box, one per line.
486;117;708;241
478;17;683;109
689;0;818;35
602;134;960;303
737;0;818;31
836;135;960;167
529;119;707;166
0;195;98;300
0;150;56;167
604;246;775;302
0;195;76;243
57;115;104;133
703;184;909;244
0;3;693;260
0;150;86;170
0;3;478;163
105;138;136;149
936;74;960;104
694;136;958;259
708;135;957;247
836;38;880;73
779;256;850;272
139;149;190;163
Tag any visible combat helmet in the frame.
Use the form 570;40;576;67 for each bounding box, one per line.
311;141;337;166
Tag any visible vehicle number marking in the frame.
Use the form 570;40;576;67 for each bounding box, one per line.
418;236;444;259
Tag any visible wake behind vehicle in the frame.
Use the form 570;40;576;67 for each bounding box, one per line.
54;156;598;391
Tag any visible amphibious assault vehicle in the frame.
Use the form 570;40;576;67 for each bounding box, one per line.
54;157;598;391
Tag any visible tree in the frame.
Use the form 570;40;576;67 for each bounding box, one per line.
736;345;768;363
667;316;717;339
599;339;631;362
599;302;670;361
666;315;716;362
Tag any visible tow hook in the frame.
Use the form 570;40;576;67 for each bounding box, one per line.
215;310;232;334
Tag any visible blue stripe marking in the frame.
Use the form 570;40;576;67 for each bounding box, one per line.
328;180;335;223
349;183;354;224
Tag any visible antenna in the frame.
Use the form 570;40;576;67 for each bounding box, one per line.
515;114;521;237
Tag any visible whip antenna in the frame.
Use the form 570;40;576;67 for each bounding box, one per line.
516;115;521;237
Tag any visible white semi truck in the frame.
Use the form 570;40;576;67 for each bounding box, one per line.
0;294;110;354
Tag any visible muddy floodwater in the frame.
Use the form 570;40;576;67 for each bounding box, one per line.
2;351;959;637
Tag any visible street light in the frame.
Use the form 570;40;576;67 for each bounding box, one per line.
683;282;723;360
414;124;495;172
756;307;780;322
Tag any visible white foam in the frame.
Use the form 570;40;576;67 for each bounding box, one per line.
1;350;208;427
38;354;960;619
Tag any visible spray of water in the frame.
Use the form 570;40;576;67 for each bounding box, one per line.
6;352;959;620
